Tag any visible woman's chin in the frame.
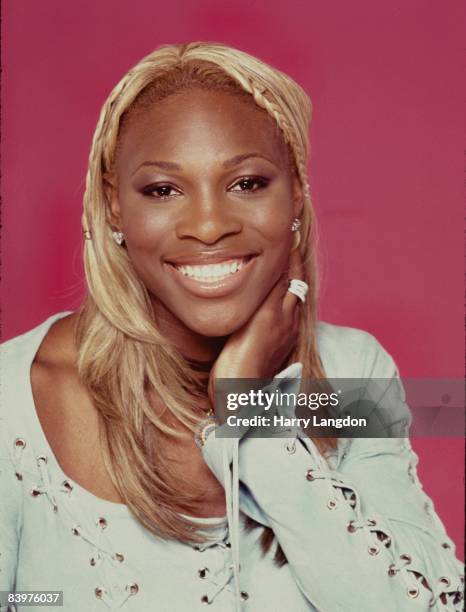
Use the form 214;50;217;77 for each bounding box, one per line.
182;308;250;338
188;319;242;338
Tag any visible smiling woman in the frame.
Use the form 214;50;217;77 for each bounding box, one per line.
109;85;301;329
0;42;463;612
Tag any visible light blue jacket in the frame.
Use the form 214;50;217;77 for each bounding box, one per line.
0;312;463;611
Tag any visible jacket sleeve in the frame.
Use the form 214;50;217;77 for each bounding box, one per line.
202;340;464;612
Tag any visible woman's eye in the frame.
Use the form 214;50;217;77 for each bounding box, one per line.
229;177;270;193
142;184;181;199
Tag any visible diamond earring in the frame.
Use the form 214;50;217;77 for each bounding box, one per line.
112;231;125;245
291;218;301;232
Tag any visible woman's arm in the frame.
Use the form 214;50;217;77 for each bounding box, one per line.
202;339;464;611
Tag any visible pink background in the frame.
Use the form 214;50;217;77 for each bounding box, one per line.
1;1;464;557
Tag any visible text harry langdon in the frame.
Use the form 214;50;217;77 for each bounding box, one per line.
225;414;368;429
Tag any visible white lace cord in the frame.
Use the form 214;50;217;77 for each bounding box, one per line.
70;518;132;610
35;457;59;511
302;445;341;506
335;476;449;602
204;565;236;604
428;576;463;609
222;440;241;612
93;586;133;610
300;437;428;599
232;439;241;605
33;456;132;609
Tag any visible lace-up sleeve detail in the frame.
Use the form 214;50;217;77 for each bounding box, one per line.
232;337;464;611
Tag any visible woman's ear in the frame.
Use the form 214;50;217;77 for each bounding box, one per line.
103;171;121;228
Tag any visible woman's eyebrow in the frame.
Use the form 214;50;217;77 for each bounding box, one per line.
132;153;278;176
132;160;181;175
222;152;278;168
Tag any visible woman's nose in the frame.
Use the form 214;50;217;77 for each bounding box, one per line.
175;192;243;244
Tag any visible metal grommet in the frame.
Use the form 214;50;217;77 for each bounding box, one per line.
441;542;451;549
198;567;209;579
439;576;450;587
285;442;296;454
368;546;380;556
36;455;48;465
126;583;139;595
347;521;356;533
113;553;124;563
97;517;108;529
305;469;315;481
407;587;419;598
14;438;26;449
400;554;412;564
327;500;337;509
201;595;211;604
367;518;377;526
240;591;249;600
94;587;104;599
388;564;398;577
90;557;97;567
71;526;80;536
30;488;41;497
15;472;23;481
62;480;73;492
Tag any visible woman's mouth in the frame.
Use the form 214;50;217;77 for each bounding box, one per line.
164;255;258;297
173;257;249;282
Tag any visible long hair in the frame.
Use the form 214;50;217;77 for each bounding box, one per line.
76;42;337;550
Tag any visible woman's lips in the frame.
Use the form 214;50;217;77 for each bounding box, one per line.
165;255;258;298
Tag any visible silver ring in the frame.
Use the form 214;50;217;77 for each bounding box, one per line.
287;279;308;303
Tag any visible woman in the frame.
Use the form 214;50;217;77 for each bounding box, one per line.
0;42;463;611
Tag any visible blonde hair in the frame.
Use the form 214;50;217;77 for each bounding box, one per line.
76;42;336;547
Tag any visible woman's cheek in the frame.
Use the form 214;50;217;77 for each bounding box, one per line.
121;204;170;250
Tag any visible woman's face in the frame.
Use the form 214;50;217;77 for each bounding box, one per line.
110;88;302;337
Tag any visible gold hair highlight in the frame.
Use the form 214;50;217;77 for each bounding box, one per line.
77;42;337;548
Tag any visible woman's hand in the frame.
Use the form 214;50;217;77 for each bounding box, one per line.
208;249;305;405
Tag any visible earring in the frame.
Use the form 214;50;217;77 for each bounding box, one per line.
292;230;301;251
291;218;301;232
112;230;125;245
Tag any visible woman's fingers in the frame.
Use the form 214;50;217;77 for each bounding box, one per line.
283;248;306;314
254;248;306;326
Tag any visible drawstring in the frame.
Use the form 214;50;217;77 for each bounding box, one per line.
201;363;303;611
222;438;241;612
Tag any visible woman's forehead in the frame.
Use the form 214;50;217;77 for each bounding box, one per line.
116;89;290;171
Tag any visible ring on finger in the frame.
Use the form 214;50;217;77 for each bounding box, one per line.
287;279;309;303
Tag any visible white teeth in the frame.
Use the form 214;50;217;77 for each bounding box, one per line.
174;258;246;280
